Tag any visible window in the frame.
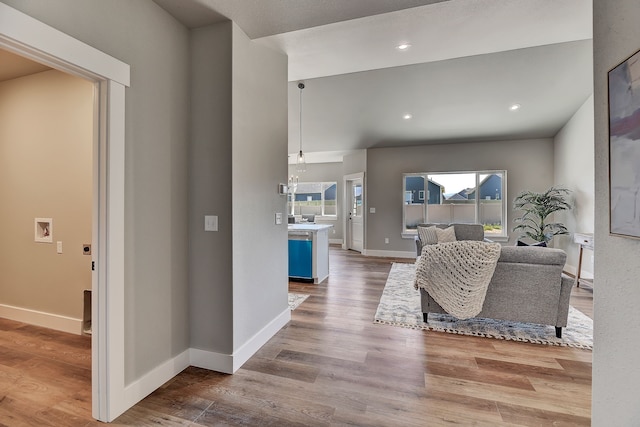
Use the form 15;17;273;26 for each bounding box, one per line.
402;171;507;238
288;182;337;217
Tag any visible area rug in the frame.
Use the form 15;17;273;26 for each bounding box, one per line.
374;263;593;349
288;293;309;310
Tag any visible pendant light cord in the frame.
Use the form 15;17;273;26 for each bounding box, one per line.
298;82;305;156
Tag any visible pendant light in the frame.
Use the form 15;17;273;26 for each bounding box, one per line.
296;82;306;172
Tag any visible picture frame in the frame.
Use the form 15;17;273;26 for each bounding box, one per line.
608;47;640;238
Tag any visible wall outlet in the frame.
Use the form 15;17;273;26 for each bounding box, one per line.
275;212;283;225
384;237;389;244
56;241;63;254
370;207;376;214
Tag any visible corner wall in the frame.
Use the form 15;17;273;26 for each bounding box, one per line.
231;23;289;361
188;21;289;372
593;0;640;423
0;70;92;328
553;95;595;276
189;21;234;358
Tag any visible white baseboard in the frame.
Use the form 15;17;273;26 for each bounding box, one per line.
190;307;291;374
123;349;190;411
231;307;290;372
329;238;343;245
189;347;234;374
363;249;416;259
0;303;82;335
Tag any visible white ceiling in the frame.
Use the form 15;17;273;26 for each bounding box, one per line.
3;1;594;164
154;0;592;163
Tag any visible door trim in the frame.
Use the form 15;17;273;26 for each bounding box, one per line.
0;3;130;422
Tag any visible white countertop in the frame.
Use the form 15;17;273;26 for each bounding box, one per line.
288;224;333;232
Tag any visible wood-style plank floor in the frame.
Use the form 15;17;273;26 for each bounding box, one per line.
0;247;593;426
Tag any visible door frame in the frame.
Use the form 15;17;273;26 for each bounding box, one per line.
343;172;365;251
0;4;130;422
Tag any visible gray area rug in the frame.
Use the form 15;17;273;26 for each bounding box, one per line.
374;263;593;349
288;293;309;310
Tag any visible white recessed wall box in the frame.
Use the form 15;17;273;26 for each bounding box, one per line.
35;218;53;243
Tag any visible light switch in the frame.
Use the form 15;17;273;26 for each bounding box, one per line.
204;215;218;232
275;213;283;225
369;207;376;214
57;241;63;254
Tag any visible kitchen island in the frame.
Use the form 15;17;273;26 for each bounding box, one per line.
288;224;333;284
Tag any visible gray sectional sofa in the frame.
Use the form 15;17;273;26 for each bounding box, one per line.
415;223;573;338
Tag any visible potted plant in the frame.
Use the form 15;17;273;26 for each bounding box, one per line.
512;186;572;244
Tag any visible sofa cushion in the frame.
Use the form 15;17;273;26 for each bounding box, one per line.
450;223;484;241
416;223;484;241
418;226;438;246
436;226;457;243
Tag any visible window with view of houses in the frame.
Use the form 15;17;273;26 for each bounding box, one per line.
403;171;507;238
288;182;337;217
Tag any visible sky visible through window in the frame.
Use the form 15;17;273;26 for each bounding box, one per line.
429;173;475;197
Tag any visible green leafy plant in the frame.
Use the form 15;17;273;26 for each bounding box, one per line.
512;186;572;244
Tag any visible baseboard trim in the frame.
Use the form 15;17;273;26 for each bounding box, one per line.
329;238;343;245
363;249;416;259
123;349;190;411
0;303;82;335
190;307;291;374
189;348;234;374
231;307;291;372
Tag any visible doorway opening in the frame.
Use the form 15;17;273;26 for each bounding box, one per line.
0;3;130;421
343;172;365;253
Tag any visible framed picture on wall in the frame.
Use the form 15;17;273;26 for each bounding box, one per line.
608;47;640;238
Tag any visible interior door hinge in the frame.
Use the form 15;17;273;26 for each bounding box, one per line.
92;261;95;271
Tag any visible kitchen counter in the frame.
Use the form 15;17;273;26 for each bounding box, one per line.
288;224;333;283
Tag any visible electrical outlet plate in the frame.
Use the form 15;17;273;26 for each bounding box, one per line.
204;215;218;231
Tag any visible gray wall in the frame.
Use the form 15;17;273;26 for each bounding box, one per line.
189;22;289;356
553;95;594;276
593;1;640;423
366;139;554;253
0;0;192;384
231;23;289;348
289;162;344;240
189;22;234;354
343;150;367;175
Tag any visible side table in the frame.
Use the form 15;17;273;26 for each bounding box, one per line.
573;232;594;287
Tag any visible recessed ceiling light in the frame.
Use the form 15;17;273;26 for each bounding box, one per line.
396;43;411;51
403;113;413;120
509;103;521;111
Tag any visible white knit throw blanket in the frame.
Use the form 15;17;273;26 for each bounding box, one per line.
414;241;502;320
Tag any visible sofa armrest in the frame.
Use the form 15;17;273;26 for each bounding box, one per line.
415;236;422;257
556;274;573;327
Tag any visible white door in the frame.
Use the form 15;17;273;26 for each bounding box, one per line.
348;178;364;252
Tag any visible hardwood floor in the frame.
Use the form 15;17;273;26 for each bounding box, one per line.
0;247;593;426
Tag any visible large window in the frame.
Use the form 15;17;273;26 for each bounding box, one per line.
403;171;507;238
288;182;337;217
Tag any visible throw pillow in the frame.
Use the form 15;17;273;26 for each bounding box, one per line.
516;239;547;247
418;226;438;246
436;225;457;243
